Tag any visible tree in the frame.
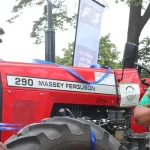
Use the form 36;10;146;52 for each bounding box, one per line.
8;0;150;52
127;1;150;44
56;34;121;69
138;37;150;67
7;0;76;44
55;42;73;66
98;34;121;69
117;0;150;61
122;0;150;76
138;37;150;77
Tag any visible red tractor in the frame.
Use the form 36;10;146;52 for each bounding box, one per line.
0;38;148;150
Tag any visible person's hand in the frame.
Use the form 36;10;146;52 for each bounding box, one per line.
0;143;7;150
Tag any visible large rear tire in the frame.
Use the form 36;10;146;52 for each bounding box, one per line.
4;117;123;150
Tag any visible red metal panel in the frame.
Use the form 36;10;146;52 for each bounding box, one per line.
0;61;114;87
1;61;118;107
0;61;146;141
1;89;53;142
13;100;38;124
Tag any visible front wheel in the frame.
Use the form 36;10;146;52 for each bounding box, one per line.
4;117;123;150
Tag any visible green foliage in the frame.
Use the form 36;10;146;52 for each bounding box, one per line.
7;0;76;44
98;34;121;69
138;37;150;68
138;37;150;78
55;42;73;66
56;34;121;69
139;68;149;78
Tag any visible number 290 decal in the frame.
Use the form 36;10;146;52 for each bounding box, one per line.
15;77;33;86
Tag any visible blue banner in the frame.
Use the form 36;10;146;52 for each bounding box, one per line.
73;0;104;67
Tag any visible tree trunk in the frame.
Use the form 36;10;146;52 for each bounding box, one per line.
127;4;142;46
127;1;150;61
127;3;142;61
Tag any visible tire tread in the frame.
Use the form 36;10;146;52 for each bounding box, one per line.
4;117;123;150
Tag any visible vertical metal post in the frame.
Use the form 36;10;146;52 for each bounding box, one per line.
45;0;55;62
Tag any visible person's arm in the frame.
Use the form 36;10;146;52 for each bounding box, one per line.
134;105;150;126
134;88;150;126
0;143;7;150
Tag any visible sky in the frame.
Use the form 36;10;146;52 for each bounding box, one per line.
0;0;150;63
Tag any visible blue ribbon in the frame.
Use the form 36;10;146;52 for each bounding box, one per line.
0;123;23;131
0;123;23;126
90;64;102;68
0;127;21;131
91;130;96;150
32;59;112;85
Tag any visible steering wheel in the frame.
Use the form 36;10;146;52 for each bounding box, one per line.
134;62;150;88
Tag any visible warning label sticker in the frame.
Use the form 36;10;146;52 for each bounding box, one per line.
94;72;115;85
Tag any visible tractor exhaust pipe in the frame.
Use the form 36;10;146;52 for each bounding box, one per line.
45;0;55;62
